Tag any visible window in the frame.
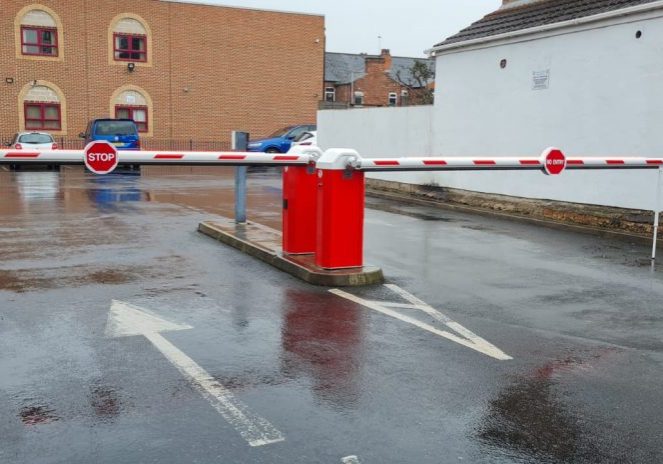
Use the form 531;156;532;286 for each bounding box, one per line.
16;7;62;60
325;87;336;102
19;133;54;144
112;87;152;135
114;33;147;61
354;91;364;106
388;92;397;107
24;102;61;130
115;105;148;132
21;25;58;56
287;126;308;140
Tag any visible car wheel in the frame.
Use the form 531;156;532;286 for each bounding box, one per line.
265;147;280;154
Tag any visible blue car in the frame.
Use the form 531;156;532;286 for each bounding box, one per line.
247;124;316;153
80;119;141;150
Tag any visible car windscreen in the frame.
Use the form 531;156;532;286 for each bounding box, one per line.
293;132;313;142
268;126;295;138
94;121;137;136
18;133;54;144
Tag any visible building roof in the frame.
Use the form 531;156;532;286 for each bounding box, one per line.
325;53;367;84
325;52;434;87
436;0;660;47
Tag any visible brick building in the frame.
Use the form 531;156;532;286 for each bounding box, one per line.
323;49;434;109
0;0;325;146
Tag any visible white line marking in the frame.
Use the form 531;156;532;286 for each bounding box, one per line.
330;286;512;361
105;300;285;447
341;456;361;464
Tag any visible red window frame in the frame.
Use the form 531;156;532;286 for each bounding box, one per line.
24;102;62;131
21;25;58;57
115;105;148;132
113;33;147;62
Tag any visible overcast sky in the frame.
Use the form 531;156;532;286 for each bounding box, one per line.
177;0;501;57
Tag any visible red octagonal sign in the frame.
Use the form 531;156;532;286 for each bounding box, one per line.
542;147;566;176
84;141;119;174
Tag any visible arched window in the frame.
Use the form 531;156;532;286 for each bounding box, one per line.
111;17;148;63
111;87;152;134
22;83;63;131
15;6;63;60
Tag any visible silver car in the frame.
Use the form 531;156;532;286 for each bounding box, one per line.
5;132;58;170
7;132;57;150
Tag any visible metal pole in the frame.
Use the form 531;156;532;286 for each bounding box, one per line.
653;167;662;261
350;71;354;107
231;131;249;224
235;166;247;223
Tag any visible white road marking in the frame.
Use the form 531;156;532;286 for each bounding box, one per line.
105;300;285;447
341;456;361;464
330;286;512;361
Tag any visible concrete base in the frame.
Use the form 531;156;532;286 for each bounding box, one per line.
198;219;384;287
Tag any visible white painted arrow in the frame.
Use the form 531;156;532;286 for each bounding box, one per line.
330;285;512;361
105;300;285;447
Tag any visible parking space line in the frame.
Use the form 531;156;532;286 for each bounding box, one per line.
330;286;512;361
105;300;285;447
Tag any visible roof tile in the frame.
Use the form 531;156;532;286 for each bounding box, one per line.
437;0;659;47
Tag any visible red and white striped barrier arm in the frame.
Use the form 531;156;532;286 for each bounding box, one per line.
352;153;663;173
565;157;663;168
0;150;314;166
353;156;547;171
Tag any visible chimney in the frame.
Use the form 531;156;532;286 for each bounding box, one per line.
365;49;393;73
380;49;393;69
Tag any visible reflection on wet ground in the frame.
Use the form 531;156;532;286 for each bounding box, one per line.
0;167;281;229
0;168;282;294
476;349;646;464
280;289;365;410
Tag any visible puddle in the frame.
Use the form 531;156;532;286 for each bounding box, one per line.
476;349;620;463
0;265;155;293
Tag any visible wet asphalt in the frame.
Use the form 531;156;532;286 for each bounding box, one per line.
1;166;662;464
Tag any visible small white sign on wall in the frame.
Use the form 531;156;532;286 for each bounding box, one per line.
532;70;550;90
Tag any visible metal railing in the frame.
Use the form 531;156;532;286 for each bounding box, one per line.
1;135;231;152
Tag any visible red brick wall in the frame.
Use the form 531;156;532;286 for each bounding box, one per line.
0;0;324;142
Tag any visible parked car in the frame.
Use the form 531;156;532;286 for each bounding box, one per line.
6;132;58;150
290;130;317;148
80;119;140;150
247;124;316;153
4;132;58;170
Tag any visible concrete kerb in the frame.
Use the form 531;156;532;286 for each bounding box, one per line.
197;219;384;287
365;179;663;247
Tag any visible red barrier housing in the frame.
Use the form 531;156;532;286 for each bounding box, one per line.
282;165;318;254
316;168;365;269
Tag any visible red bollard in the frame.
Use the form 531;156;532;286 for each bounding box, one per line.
282;164;318;254
316;149;365;269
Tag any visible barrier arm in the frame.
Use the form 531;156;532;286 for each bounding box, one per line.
0;149;314;167
351;150;663;174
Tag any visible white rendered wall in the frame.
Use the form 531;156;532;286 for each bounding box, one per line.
318;106;438;186
319;11;663;210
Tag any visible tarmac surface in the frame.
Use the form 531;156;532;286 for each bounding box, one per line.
1;166;663;464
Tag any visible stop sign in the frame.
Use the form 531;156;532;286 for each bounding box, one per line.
84;141;118;174
543;148;566;176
